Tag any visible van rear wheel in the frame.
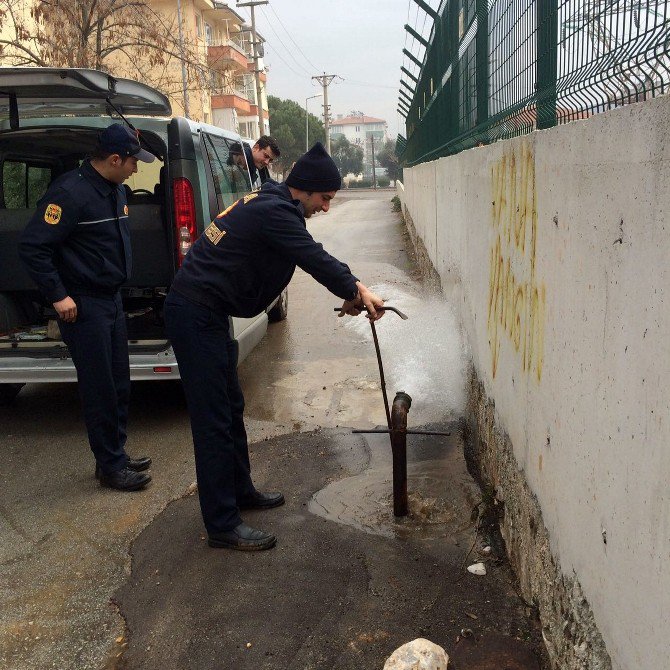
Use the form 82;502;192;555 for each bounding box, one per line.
0;383;24;406
268;289;288;323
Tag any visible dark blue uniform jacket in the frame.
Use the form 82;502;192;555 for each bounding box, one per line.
170;181;358;318
19;160;131;303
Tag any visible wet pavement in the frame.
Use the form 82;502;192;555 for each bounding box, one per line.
1;190;548;669
115;428;545;670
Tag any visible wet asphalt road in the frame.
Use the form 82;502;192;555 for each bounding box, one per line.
114;429;542;670
1;189;548;669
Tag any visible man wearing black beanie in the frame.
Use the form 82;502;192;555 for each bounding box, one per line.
285;140;342;195
164;142;384;551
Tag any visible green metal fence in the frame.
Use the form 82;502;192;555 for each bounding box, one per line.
398;0;670;166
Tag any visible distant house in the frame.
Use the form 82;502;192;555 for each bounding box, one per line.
329;113;388;178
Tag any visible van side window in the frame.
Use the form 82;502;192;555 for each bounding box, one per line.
202;133;251;209
2;161;52;209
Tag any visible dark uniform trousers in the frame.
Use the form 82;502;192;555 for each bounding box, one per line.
164;291;255;534
58;293;130;474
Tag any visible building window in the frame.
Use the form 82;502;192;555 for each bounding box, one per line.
205;22;213;46
355;125;360;132
204;111;210;124
196;14;202;38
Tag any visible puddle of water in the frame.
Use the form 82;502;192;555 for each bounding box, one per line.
309;432;479;540
343;284;469;425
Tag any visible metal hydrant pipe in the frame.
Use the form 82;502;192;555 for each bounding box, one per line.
391;391;412;517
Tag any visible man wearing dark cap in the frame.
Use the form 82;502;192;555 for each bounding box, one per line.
19;123;155;491
164;142;384;551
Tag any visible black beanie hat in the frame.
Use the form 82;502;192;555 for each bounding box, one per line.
285;142;341;192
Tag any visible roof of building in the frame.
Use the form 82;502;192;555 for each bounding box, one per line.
211;1;246;25
331;115;386;126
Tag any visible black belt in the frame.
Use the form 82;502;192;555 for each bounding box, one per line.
68;286;120;299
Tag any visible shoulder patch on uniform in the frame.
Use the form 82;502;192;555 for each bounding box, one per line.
204;222;226;245
243;192;259;204
44;204;62;225
123;204;129;216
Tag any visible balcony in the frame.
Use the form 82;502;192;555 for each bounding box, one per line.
239;105;270;121
243;58;267;82
207;41;249;72
211;92;252;114
210;89;269;120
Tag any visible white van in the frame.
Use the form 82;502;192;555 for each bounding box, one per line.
0;68;287;404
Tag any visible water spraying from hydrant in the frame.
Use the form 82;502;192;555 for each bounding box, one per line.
337;305;451;517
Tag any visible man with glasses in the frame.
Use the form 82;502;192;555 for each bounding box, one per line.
244;136;280;187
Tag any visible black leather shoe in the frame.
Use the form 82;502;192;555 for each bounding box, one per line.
95;456;151;479
99;468;151;491
208;522;276;551
238;491;285;510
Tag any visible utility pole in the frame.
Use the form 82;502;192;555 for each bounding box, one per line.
312;73;337;153
370;134;377;189
237;0;268;138
176;0;190;117
305;94;322;152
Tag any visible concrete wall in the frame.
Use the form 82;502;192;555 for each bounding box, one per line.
398;94;670;670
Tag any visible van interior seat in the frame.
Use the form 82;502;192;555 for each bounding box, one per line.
153;165;166;199
127;189;159;206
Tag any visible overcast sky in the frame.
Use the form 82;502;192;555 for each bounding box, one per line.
234;0;424;140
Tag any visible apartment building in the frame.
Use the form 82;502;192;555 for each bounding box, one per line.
185;0;270;137
0;0;270;138
329;113;388;177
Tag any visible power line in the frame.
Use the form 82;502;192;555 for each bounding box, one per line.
258;5;312;77
264;41;311;78
236;1;309;80
267;3;323;73
339;78;398;89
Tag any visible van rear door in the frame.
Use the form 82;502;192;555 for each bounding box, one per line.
0;68;171;125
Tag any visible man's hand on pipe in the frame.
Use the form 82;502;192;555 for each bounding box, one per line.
338;281;385;320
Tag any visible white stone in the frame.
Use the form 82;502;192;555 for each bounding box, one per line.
383;638;449;670
467;562;487;576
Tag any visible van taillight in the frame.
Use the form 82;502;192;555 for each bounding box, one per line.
173;177;196;266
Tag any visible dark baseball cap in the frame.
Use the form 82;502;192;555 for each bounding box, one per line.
97;123;155;163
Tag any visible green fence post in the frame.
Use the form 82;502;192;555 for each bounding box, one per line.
537;0;558;129
447;1;460;145
475;0;489;129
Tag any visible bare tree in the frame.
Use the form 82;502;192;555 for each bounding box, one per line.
0;0;211;107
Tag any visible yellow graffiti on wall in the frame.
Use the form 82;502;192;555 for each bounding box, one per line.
488;142;545;382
